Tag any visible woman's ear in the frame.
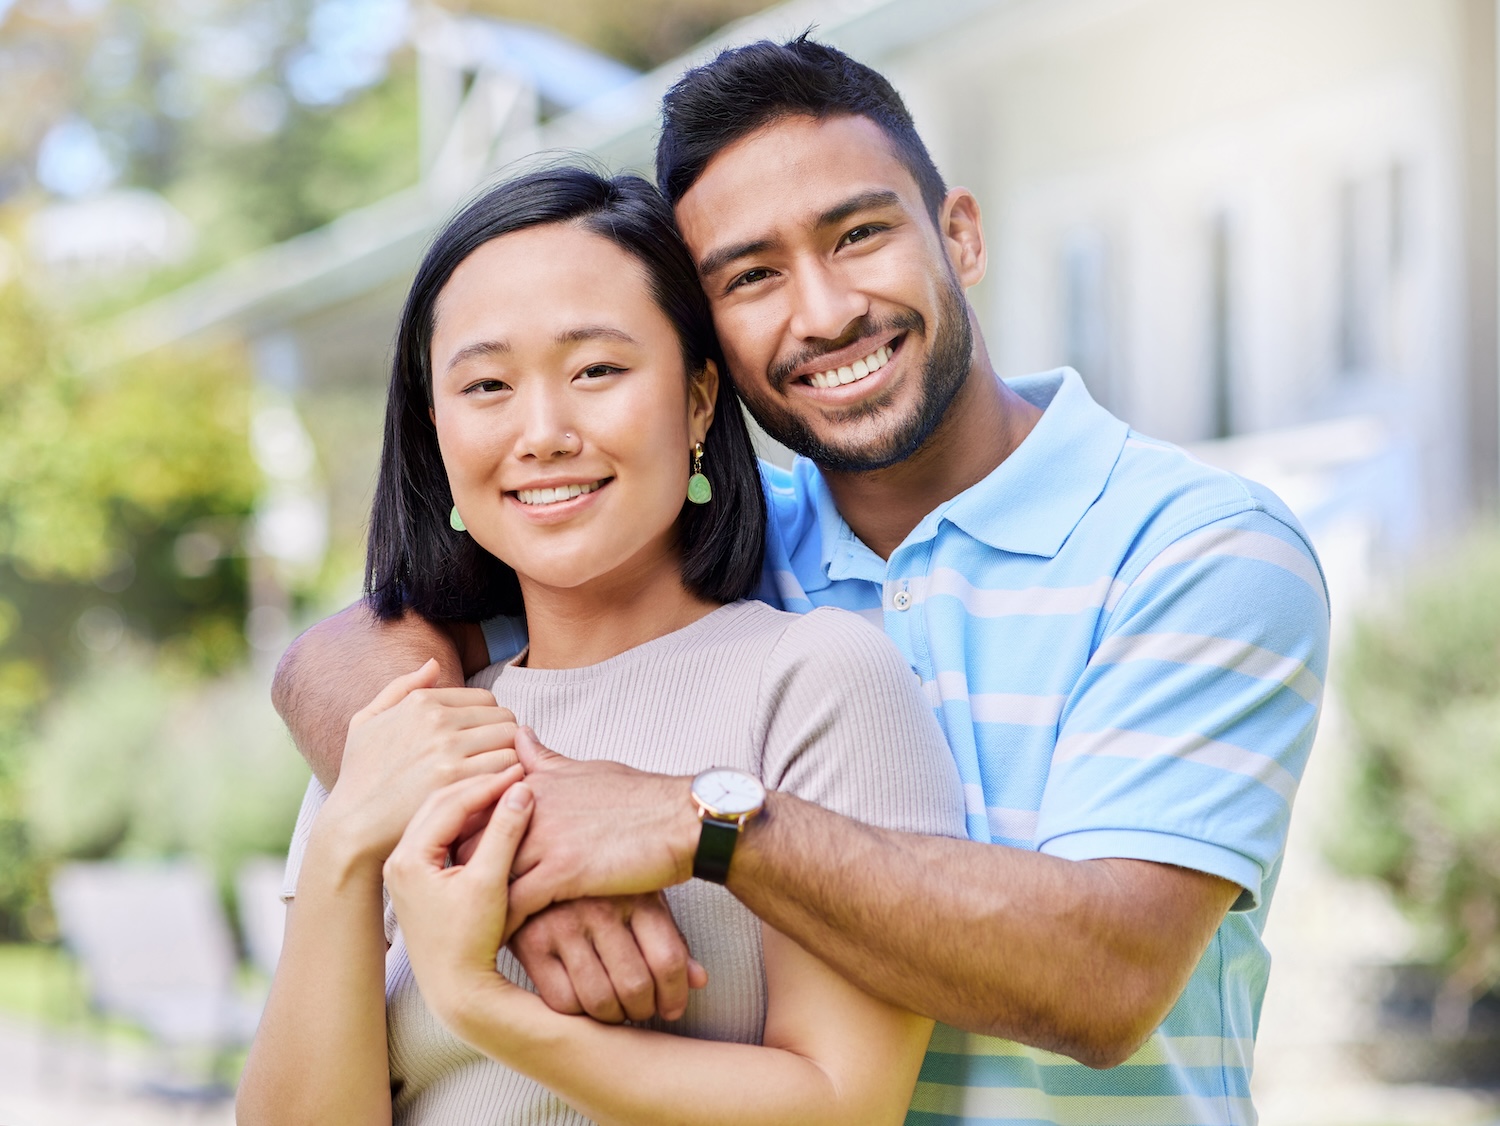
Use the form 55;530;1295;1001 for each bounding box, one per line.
688;358;719;444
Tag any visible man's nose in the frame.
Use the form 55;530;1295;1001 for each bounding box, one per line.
787;257;869;344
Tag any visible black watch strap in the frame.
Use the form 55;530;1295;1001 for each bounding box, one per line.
693;816;740;883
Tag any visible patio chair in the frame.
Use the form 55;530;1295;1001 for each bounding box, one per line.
50;859;261;1092
234;855;287;980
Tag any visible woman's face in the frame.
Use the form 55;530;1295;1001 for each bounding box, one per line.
429;222;716;595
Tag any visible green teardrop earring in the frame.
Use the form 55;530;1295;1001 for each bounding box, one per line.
449;505;466;532
687;442;712;505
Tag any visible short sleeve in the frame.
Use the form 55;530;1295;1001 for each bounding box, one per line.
1035;510;1330;911
280;774;397;941
281;775;330;902
755;606;966;838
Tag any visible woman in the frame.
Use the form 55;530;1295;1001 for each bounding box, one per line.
236;168;965;1126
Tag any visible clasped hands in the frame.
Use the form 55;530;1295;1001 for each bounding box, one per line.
330;660;706;1026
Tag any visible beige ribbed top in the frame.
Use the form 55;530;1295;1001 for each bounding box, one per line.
283;599;965;1125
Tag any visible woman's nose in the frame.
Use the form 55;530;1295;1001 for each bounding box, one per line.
515;391;581;460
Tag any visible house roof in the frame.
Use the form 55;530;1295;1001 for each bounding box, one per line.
103;0;1007;362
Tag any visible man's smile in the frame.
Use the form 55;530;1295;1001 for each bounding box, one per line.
784;332;908;405
803;339;896;389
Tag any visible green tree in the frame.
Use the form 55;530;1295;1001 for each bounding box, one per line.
0;276;259;935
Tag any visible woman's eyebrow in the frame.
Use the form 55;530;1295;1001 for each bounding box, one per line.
446;339;509;371
445;326;637;372
555;325;640;346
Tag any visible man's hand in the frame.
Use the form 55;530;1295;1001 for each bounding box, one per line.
509;895;708;1023
506;728;701;930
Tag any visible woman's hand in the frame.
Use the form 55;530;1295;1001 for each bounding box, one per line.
384;770;534;1032
318;658;519;869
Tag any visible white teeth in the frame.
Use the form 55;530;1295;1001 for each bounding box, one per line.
516;480;604;506
807;344;893;390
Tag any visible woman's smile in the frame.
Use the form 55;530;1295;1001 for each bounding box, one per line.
506;477;613;522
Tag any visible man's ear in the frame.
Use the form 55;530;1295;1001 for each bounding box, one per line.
688;358;719;444
938;188;986;289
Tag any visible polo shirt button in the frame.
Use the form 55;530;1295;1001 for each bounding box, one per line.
892;590;912;611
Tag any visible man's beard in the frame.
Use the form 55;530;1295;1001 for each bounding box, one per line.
741;276;974;474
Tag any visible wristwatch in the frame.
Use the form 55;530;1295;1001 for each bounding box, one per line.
689;768;767;884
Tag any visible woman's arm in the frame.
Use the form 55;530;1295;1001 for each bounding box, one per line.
235;825;393;1126
387;776;932;1126
237;664;522;1125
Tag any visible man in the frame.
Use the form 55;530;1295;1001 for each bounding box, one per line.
275;37;1328;1125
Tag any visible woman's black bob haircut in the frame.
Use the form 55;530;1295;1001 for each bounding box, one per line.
365;166;766;622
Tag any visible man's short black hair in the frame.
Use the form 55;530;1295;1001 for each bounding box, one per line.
656;34;948;220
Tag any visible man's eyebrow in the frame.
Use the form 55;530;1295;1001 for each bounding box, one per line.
698;238;776;280
696;190;906;280
815;189;903;230
446;339;509;372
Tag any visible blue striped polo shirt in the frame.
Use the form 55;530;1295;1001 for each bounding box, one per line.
751;368;1329;1126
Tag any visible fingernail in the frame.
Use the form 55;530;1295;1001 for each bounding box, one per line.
505;784;532;810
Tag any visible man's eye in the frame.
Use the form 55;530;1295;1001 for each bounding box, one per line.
727;267;775;293
841;225;882;247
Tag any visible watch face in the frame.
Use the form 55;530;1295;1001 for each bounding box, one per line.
692;768;766;817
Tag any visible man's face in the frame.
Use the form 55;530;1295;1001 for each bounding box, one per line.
675;113;974;473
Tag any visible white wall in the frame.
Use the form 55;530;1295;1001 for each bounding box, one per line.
881;0;1476;546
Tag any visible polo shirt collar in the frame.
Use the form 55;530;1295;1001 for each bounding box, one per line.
941;368;1127;557
806;368;1128;577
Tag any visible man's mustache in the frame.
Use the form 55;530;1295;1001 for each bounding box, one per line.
765;311;925;391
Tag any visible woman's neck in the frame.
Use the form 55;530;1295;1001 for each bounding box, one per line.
516;549;722;670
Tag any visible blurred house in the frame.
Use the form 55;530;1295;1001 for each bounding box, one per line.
110;0;1500;588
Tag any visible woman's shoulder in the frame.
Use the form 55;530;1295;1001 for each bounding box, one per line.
764;604;913;682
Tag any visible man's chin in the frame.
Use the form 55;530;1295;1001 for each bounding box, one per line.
757;408;935;474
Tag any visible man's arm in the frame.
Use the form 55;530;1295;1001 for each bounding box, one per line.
506;737;1237;1069
732;798;1238;1067
506;509;1329;1067
271;603;486;788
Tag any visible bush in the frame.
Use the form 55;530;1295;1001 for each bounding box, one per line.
21;654;309;937
1332;531;1500;1015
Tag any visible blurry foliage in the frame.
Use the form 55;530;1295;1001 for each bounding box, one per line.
0;0;421;302
1331;531;1500;1012
22;656;308;929
0;276;259;937
0;0;777;941
459;0;776;70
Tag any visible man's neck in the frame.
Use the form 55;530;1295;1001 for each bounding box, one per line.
821;355;1043;561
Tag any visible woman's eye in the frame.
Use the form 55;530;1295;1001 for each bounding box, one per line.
579;364;624;380
464;378;509;394
727;267;775;293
